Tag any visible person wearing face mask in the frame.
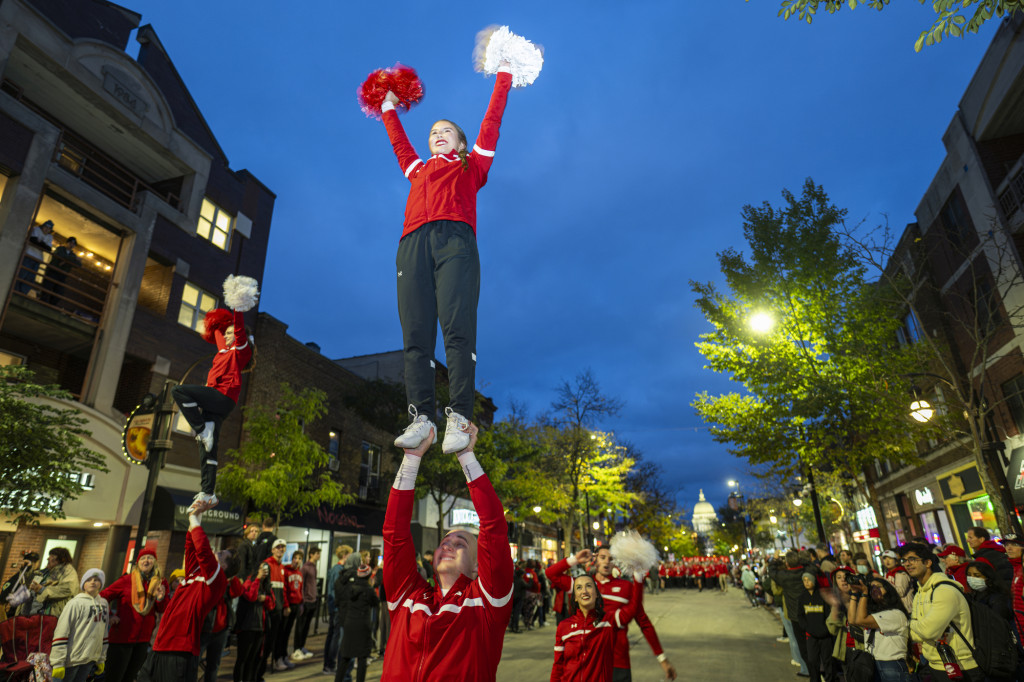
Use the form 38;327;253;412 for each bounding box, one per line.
851;552;878;579
847;577;913;681
965;559;1012;623
937;544;969;590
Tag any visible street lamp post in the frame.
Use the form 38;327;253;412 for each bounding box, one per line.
728;480;751;557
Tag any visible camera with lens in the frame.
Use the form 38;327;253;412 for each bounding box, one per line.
846;573;865;586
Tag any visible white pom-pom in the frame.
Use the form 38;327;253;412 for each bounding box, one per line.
610;530;660;578
473;25;543;88
223;275;260;312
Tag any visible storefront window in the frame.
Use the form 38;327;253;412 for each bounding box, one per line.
919;511;944;546
966;495;998;532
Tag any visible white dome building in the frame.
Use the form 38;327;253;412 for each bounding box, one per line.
691;489;719;535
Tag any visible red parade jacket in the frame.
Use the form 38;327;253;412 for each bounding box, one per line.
152;525;226;655
545;558;664;670
550;576;644;682
206;309;251;403
381;465;512;681
382;71;512;239
100;573;170;644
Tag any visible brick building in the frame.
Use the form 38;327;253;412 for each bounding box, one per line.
862;14;1024;551
0;0;274;580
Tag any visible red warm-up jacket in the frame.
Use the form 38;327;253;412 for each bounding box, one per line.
152;525;226;655
206;309;251;402
382;71;512;239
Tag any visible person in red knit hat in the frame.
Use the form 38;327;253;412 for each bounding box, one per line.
136;509;231;682
379;59;515;456
171;307;253;513
937;543;969;589
100;545;169;682
551;571;644;682
381;424;512;681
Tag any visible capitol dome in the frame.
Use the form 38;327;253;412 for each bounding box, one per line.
691;489;719;535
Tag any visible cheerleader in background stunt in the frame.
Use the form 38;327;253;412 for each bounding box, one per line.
171;276;259;513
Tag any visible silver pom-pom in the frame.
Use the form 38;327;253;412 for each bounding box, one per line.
473;25;543;88
223;275;260;312
610;530;660;578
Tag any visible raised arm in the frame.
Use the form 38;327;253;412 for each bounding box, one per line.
383;431;432;607
545;550;591;594
469;69;512;185
462;440;513;607
381;92;423;181
188;515;221;582
611;574;645;629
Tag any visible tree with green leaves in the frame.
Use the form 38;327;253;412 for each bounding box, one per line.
691;179;930;544
763;0;1023;51
218;382;349;526
0;365;107;525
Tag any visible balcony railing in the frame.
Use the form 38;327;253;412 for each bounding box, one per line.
10;248;110;327
999;166;1024;221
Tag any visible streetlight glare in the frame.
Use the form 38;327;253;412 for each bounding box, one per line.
532;505;542;513
750;311;774;333
769;515;778;524
910;399;934;423
592;521;600;530
793;498;803;507
727;479;738;487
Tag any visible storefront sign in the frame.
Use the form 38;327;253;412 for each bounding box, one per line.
856;507;878;531
451;508;480;527
288;503;385;535
939;467;983;501
1006;446;1024;505
121;402;154;465
853;529;881;542
915;487;934;506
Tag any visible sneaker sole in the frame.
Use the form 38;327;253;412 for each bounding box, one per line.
441;436;470;454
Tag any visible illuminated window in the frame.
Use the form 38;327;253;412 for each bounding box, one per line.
178;282;217;332
197;198;233;251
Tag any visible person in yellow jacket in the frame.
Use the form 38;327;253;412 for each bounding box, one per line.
900;543;979;680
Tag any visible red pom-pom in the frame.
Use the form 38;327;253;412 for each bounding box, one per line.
357;63;424;120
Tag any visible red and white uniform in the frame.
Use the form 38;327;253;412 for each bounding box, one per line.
545;557;665;670
381;451;513;681
284;564;304;608
382;72;512;239
550;575;644;682
151;525;226;656
100;573;169;644
206;309;251;402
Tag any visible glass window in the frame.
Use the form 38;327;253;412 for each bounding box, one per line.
359;441;381;498
940;190;972;248
178;282;217;332
896;310;922;346
196;198;233;251
329;431;340;456
1003;375;1024;435
976;276;1002;333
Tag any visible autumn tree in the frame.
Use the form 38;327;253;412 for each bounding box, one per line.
218;382;349;526
0;365;107;525
762;0;1023;51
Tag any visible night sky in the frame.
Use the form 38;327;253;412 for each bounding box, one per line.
121;1;998;515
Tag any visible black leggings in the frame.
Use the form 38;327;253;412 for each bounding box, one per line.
170;384;236;495
234;630;263;682
103;642;149;682
337;657;367;682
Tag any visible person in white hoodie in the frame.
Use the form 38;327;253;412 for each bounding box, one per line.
51;568;109;682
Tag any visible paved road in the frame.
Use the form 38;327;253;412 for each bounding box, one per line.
221;586;799;681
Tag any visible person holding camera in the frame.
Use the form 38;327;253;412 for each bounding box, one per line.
235;561;274;682
846;575;913;681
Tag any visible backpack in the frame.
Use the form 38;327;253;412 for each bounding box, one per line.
932;581;1018;677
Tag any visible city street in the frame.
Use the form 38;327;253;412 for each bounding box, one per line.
224;586;798;681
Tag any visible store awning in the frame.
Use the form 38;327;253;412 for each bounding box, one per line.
149;486;244;536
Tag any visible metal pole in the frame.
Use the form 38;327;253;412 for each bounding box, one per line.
806;466;828;549
133;380;175;556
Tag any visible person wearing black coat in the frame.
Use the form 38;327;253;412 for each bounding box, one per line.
335;566;376;682
237;524;260;580
769;550;810;674
797;572;836;682
966;526;1014;588
253;519;277;567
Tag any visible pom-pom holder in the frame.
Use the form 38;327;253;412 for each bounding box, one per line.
358;64;425;120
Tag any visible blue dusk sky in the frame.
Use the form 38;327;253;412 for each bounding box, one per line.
121;1;1000;515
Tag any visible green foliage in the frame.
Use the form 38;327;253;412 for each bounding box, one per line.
0;365;106;525
475;418;566;524
219;382;350;524
342;379;408;435
762;0;1023;51
691;179;929;479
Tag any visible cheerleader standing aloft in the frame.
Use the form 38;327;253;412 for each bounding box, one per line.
381;61;513;454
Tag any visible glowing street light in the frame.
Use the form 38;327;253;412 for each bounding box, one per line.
749;311;774;334
769;515;778;524
910;399;934;423
793;498;803;507
533;505;542;514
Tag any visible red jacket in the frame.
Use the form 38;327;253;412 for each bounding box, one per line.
545;558;664;670
550;577;644;682
100;573;169;644
381;471;512;681
206;309;251;402
152;525;226;655
382;71;512;239
213;577;246;633
1011;556;1024;639
262;555;286;614
284;565;304;607
946;563;969;590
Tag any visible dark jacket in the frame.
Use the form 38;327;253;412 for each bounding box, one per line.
973;541;1013;587
237;539;257;581
969;588;1013;624
769;563;807;621
338;576;376;659
333;555;359;618
253;531;276;566
797;588;830;638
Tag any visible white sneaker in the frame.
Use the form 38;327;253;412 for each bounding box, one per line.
394;406;436;449
441;407;470;454
196;421;215;452
291;650;306;662
790;659;801;667
301;648;314;659
187;492;219;515
274;658;289;672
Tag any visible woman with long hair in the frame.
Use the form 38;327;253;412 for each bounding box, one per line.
101;546;169;682
965;559;1012;623
551;573;643;681
847;576;913;681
